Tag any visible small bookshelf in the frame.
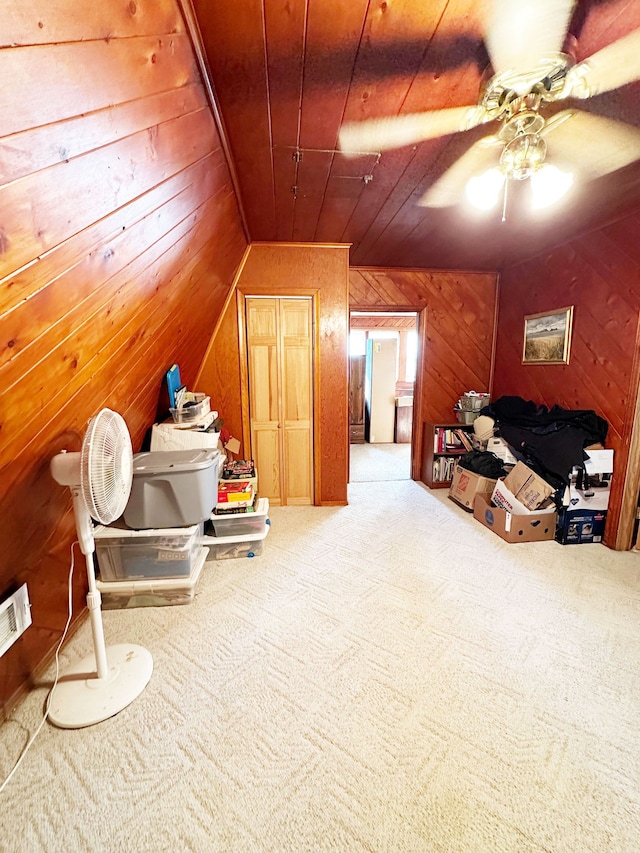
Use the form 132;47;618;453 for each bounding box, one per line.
421;421;474;489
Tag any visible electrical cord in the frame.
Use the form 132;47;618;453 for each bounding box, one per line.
0;540;77;793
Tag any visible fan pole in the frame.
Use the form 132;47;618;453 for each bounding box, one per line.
85;552;109;680
71;486;109;679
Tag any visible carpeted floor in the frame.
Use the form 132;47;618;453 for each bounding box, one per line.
2;479;640;852
350;442;411;482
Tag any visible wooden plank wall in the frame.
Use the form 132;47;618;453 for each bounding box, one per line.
494;212;640;550
197;243;350;505
0;0;248;715
349;267;498;476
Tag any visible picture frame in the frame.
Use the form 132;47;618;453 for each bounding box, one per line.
522;306;574;365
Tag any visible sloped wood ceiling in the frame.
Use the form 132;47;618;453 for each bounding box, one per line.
194;0;640;270
0;0;247;713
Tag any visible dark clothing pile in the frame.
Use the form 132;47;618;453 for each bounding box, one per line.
481;396;608;489
458;449;508;480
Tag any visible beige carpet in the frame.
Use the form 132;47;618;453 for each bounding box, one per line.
2;479;640;852
350;442;411;482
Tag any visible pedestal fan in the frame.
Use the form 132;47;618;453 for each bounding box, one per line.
48;408;153;728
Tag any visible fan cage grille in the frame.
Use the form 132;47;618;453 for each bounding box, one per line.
81;409;133;524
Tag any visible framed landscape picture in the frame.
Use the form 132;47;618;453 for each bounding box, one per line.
522;306;574;364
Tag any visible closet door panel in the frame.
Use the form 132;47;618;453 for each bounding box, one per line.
245;296;313;505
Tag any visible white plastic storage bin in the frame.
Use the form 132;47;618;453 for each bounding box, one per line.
202;523;270;560
96;547;208;609
210;498;270;538
95;521;203;581
124;449;220;529
169;396;210;424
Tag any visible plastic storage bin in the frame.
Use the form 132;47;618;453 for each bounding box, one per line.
96;547;208;609
210;498;270;538
202;523;270;560
454;409;480;425
124;449;219;529
457;392;490;411
169;396;210;424
95;522;203;581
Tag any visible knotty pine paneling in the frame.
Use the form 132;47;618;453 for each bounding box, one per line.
350;266;497;480
0;0;248;716
494;212;640;550
192;0;276;240
2;1;183;46
198;243;350;505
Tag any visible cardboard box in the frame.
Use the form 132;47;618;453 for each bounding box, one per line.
562;480;611;512
151;420;221;453
449;464;497;511
473;494;557;543
486;436;517;466
555;449;613;545
503;461;555;510
490;480;551;515
582;448;613;475
556;508;608;544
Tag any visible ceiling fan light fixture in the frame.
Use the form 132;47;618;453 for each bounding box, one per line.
466;167;505;210
530;163;574;208
500;132;547;180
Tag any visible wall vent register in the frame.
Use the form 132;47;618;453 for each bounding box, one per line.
0;583;32;658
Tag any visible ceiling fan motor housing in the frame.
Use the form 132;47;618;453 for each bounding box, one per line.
482;57;572;183
481;54;573;118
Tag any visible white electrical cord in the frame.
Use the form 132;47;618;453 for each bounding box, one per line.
0;540;77;794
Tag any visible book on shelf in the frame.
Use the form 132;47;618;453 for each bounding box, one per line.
454;428;473;451
433;426;471;454
432;454;461;482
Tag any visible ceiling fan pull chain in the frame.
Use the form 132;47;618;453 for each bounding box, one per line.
501;176;509;223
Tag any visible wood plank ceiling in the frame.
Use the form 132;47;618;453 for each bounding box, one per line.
192;0;640;270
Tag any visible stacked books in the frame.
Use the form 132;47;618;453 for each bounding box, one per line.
433;427;472;453
221;459;256;480
216;481;255;512
214;460;258;516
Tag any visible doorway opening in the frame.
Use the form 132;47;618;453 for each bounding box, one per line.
349;311;418;483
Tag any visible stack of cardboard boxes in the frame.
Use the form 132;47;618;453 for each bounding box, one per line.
449;449;613;546
473;461;557;543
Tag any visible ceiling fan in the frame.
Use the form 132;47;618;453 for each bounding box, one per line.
338;0;640;211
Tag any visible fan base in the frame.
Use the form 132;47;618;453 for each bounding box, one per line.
48;643;153;729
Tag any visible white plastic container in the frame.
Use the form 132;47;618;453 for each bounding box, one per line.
124;449;219;529
169;396;210;424
202;523;270;560
96;547;208;609
210;498;270;538
95;522;203;581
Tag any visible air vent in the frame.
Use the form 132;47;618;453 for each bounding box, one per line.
0;584;32;657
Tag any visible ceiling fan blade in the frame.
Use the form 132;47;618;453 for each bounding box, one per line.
543;109;640;179
565;29;640;99
483;0;575;77
419;136;503;207
338;106;489;155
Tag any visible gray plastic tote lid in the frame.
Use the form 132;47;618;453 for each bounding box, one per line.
132;449;219;474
